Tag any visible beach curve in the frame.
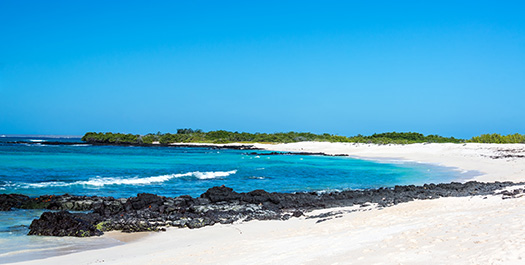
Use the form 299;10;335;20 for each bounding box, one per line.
10;142;525;265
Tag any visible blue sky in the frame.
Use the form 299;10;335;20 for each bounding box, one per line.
1;1;524;138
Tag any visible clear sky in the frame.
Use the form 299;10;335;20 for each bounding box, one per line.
1;1;524;138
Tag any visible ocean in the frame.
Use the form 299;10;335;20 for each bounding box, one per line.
0;136;475;262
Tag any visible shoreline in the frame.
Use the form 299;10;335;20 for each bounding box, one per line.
13;187;525;265
13;140;525;182
254;142;525;182
7;142;525;264
11;140;525;183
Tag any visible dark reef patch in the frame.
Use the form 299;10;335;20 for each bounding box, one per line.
245;151;349;157
6;141;260;150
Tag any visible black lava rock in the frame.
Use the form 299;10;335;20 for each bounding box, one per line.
28;211;103;237
5;180;522;237
200;186;241;202
0;194;29;211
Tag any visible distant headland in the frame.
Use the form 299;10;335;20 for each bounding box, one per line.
80;130;525;145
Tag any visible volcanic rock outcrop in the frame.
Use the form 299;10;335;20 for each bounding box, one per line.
0;181;522;237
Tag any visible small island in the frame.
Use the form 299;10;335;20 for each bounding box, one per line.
81;130;525;145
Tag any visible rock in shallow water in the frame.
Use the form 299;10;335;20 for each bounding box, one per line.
0;194;29;211
28;211;103;237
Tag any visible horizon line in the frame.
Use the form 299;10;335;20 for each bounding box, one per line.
0;134;83;138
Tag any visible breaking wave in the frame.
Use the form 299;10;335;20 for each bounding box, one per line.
193;170;237;179
18;170;238;188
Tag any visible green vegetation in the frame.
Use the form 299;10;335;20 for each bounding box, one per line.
81;130;525;145
82;130;463;145
82;132;143;144
347;132;462;144
468;133;525;144
95;221;109;232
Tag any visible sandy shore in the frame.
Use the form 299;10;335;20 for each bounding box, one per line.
255;142;525;182
13;143;525;265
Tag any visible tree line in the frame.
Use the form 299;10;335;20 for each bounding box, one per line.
81;130;494;145
468;133;525;144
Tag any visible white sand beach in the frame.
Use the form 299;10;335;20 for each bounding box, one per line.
13;143;525;265
256;142;525;182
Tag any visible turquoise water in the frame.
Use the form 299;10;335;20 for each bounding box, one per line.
0;209;122;263
0;137;467;198
0;136;473;262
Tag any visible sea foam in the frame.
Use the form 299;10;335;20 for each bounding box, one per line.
193;170;237;179
20;170;238;188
